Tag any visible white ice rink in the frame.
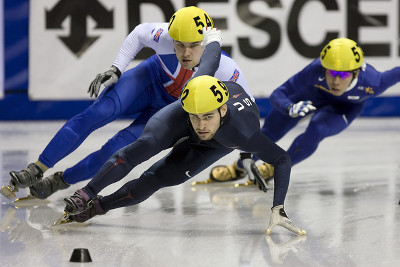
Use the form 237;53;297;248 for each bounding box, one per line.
0;118;399;267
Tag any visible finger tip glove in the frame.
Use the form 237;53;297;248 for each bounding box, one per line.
201;27;222;48
265;205;307;236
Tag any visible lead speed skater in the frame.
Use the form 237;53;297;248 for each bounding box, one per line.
55;33;306;236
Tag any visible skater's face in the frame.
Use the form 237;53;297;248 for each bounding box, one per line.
325;69;360;96
189;104;227;141
174;41;204;70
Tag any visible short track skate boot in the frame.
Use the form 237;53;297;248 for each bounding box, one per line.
9;163;44;189
29;172;69;199
70;197;106;223
63;189;95;215
54;196;106;225
192;161;246;185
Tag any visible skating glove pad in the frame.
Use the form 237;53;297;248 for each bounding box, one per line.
201;27;222;49
287;100;316;118
240;153;268;192
88;65;121;98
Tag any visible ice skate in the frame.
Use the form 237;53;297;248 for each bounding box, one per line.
29;172;69;199
192;160;246;185
54;192;106;225
8;163;44;191
63;189;96;215
234;162;274;188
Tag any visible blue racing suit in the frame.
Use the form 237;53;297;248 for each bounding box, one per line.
261;59;400;165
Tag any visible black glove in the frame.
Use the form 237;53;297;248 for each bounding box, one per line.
88;65;121;98
240;153;268;192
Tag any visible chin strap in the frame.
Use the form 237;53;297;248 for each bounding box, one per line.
217;107;228;126
346;77;358;92
346;63;366;92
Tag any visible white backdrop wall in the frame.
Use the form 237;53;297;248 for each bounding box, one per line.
29;0;400;100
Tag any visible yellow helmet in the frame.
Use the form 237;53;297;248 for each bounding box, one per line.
320;38;364;71
168;6;213;42
181;75;229;114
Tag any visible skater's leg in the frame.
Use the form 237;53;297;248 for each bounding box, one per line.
96;139;233;212
63;108;158;184
8;61;155;193
287;104;363;165
82;101;190;195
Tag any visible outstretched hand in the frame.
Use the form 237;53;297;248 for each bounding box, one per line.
87;66;121;98
240;153;268;192
288;100;316;118
201;27;222;49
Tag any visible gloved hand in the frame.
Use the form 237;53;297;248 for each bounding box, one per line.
287;100;316;118
87;65;121;98
240;153;268;192
201;27;222;49
265;205;307;235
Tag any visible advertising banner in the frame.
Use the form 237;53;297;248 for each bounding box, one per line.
29;0;400;100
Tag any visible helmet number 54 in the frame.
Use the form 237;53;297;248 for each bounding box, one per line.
193;14;213;34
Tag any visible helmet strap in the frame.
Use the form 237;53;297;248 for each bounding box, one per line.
346;70;359;92
217;106;229;126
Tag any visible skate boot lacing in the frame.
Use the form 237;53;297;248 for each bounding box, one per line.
9;163;44;188
64;189;96;215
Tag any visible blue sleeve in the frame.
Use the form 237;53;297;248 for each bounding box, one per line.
269;59;321;114
363;64;400;96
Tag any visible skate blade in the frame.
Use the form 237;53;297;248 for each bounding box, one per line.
53;212;73;226
52;212;89;228
0;185;17;199
234;180;254;188
191;178;216;185
13;195;50;208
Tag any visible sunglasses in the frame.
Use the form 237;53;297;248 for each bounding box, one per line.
327;70;353;79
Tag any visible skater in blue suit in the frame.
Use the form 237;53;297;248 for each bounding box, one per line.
205;38;400;185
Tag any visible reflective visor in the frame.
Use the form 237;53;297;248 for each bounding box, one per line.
327;70;353;79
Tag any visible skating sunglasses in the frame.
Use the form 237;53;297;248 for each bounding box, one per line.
327;70;353;79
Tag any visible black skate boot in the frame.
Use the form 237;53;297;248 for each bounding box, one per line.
63;189;97;215
29;172;69;199
9;163;44;189
54;190;106;225
70;197;106;223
